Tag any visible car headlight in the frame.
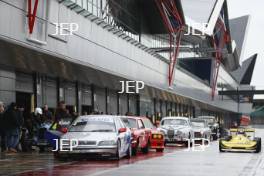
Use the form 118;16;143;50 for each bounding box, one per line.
98;140;117;146
152;134;163;139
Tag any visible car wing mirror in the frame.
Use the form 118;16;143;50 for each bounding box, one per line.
118;128;127;133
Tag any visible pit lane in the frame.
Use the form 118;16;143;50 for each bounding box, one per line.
1;127;263;176
0;145;181;176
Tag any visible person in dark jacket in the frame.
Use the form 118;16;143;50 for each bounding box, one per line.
5;102;23;153
54;101;71;122
0;101;6;152
15;107;24;151
43;104;53;122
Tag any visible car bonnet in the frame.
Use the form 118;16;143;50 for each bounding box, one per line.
61;131;118;141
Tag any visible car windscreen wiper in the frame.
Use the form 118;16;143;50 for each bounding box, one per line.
74;121;87;126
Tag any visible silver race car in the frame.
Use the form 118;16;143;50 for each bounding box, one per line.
190;119;211;141
197;116;219;140
159;117;194;146
57;115;132;160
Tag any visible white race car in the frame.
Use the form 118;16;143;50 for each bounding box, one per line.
57;115;132;160
160;117;194;146
197;116;219;140
190;118;211;141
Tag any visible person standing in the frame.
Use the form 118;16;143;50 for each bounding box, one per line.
54;101;70;122
5;102;22;153
0;101;6;152
43;104;52;122
16;107;24;151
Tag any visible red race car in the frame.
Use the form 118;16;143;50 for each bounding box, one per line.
121;116;164;155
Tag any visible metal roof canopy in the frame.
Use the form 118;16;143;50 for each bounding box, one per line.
141;0;185;33
107;0;185;35
218;90;264;96
112;0;225;36
154;0;185;87
231;54;257;84
181;0;225;36
229;15;251;63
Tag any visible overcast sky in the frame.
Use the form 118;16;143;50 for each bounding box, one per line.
227;0;264;92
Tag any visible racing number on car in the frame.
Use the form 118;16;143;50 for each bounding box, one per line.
124;133;131;144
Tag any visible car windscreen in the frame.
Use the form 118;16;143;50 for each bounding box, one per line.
142;118;154;129
161;119;188;126
121;118;137;129
191;121;205;127
69;117;116;132
199;118;215;124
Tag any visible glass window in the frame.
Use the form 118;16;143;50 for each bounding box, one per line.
191;121;205;128
198;116;216;125
70;116;116;132
121;118;138;129
142;118;154;129
119;118;125;128
116;118;125;129
161;119;188;126
138;120;144;129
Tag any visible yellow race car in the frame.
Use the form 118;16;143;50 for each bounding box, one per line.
219;128;261;153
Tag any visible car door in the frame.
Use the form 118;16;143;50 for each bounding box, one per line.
138;119;148;147
142;118;154;139
116;118;125;153
117;118;129;154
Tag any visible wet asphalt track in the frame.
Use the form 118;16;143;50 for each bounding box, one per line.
1;127;264;176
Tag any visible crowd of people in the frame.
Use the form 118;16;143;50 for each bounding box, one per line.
0;99;138;154
0;101;77;154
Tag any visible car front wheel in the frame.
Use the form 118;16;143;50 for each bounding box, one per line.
141;140;150;154
132;140;139;156
219;139;224;152
254;138;261;153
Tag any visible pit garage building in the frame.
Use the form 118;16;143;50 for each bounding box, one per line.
0;0;257;126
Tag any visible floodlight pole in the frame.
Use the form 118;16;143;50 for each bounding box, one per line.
211;19;229;100
28;0;39;34
155;0;184;87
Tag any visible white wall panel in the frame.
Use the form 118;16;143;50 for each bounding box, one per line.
0;0;242;113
